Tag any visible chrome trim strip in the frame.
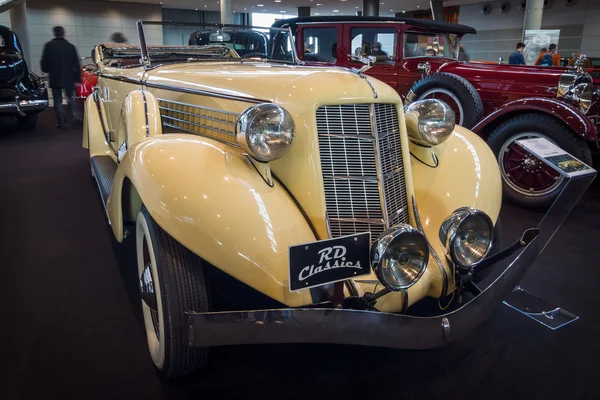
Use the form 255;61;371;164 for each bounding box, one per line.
412;195;449;298
93;90;113;144
145;81;270;104
157;98;239;116
0;99;48;109
158;105;236;127
98;73;142;85
161;114;235;136
141;89;150;137
319;133;375;140
162;122;241;148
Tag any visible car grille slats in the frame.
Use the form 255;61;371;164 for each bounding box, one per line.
317;103;409;241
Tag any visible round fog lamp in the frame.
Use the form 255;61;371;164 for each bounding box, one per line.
439;207;494;269
371;224;429;291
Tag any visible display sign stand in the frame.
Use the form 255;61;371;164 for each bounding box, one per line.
502;138;596;330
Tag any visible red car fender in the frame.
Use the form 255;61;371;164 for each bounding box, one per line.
472;97;598;142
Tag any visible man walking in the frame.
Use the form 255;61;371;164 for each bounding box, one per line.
508;42;526;65
41;26;81;128
535;43;561;67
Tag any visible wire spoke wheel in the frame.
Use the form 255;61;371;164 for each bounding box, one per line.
498;133;563;197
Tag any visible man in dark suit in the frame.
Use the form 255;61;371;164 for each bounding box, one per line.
41;26;81;128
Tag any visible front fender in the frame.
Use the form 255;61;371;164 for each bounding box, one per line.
107;134;315;307
411;125;503;267
120;89;162;147
472;97;598;141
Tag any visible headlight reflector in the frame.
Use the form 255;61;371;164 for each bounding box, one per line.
236;104;295;162
404;99;455;146
371;224;429;291
439;207;494;269
571;82;593;114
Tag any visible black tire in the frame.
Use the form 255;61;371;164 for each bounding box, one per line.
137;206;209;378
487;113;592;208
473;217;502;283
17;113;38;130
407;72;484;129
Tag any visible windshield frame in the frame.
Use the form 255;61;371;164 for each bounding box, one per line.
136;20;301;68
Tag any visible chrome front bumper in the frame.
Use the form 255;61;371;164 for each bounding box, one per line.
186;159;595;350
0;99;48;114
187;229;538;349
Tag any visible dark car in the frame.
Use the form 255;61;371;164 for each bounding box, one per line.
272;16;600;208
0;25;48;130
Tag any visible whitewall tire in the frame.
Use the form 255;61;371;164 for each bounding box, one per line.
136;206;210;378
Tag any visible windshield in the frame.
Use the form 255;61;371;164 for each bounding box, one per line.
403;32;460;59
130;21;298;66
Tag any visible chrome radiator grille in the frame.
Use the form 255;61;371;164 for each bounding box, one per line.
317;104;409;240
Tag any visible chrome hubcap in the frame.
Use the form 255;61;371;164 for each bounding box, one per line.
140;262;160;339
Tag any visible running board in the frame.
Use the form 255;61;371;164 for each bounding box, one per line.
91;156;117;208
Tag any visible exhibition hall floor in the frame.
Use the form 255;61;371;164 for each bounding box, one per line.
1;110;599;400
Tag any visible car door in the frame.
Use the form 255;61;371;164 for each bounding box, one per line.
343;24;400;91
297;24;342;68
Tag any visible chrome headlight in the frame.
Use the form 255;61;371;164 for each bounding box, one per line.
371;224;429;291
439;207;494;269
404;99;455;145
236;104;295;162
571;82;593;114
557;73;577;98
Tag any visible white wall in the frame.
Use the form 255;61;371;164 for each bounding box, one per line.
0;0;163;76
459;0;600;61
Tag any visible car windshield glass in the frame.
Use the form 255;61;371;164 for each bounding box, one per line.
403;32;460;59
129;21;298;66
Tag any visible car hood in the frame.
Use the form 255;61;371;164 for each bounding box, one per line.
144;61;398;105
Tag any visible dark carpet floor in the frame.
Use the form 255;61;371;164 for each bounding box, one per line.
1;110;599;400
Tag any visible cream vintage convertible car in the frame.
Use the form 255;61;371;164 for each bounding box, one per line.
83;21;553;378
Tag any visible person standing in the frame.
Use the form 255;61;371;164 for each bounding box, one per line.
568;51;592;68
508;42;526;65
535;43;561;67
40;26;81;128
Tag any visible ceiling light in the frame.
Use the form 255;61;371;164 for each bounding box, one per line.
275;0;282;2
257;4;264;6
333;9;339;12
314;12;320;15
417;5;420;7
280;10;286;12
355;6;359;8
316;3;323;5
195;8;198;10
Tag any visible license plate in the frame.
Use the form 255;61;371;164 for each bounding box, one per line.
288;232;371;291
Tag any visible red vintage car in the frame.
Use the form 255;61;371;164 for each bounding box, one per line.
76;61;97;102
272;16;599;208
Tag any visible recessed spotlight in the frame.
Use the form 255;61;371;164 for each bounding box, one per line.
257;3;264;6
381;2;384;4
316;3;323;5
195;8;198;10
355;6;359;8
340;0;347;2
275;0;282;2
417;5;420;7
333;9;339;12
204;5;207;7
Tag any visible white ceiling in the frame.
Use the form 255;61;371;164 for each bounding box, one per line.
106;0;485;17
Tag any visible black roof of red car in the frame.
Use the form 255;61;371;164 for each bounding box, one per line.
271;16;477;35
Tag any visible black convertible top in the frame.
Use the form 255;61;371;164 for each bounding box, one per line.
271;16;477;36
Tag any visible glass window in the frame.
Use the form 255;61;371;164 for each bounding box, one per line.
301;27;338;63
350;27;396;64
403;32;460;59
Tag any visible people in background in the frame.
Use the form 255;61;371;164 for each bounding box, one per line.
426;48;437;56
111;32;127;43
509;42;526;65
371;42;387;56
535;43;560;66
40;26;81;129
568;51;592;68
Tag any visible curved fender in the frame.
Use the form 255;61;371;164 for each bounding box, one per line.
472;97;598;141
121;89;162;147
83;94;114;159
107;134;315;307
